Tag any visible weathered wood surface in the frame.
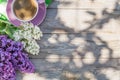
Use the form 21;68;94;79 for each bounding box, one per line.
41;9;120;33
17;0;120;80
28;34;120;59
49;0;119;10
17;59;120;80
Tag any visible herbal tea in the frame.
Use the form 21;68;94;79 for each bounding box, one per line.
13;0;38;21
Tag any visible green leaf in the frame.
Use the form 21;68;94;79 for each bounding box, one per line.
45;0;52;7
0;25;6;31
5;24;19;39
0;20;19;39
0;21;6;32
5;26;13;38
0;13;8;21
0;0;7;4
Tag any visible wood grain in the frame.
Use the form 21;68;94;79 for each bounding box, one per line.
49;0;119;10
17;0;120;80
41;9;120;33
17;59;120;80
27;33;120;59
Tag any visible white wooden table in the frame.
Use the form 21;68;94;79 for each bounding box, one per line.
17;0;120;80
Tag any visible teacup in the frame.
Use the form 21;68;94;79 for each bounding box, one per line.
12;0;38;21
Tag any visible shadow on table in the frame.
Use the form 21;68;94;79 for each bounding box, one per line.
20;0;120;80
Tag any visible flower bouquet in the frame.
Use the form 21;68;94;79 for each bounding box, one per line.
0;0;52;80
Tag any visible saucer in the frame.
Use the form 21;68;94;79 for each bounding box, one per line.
6;0;46;26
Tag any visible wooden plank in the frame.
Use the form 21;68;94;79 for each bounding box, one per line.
17;71;61;80
49;0;118;10
17;59;63;80
40;9;120;33
29;33;120;59
17;59;120;80
61;67;120;80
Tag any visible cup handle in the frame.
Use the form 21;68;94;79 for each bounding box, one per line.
37;0;45;4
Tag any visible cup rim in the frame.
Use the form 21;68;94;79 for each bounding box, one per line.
6;0;46;26
11;0;39;22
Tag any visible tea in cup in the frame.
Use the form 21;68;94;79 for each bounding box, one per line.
13;0;38;21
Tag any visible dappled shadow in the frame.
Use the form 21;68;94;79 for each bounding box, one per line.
84;2;120;31
19;0;120;80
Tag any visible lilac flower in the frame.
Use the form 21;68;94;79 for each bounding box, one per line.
5;39;14;52
0;35;7;48
13;42;23;51
0;35;35;80
13;22;43;55
11;51;34;73
0;62;16;80
0;49;16;80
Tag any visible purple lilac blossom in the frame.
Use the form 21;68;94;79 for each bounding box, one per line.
0;35;35;80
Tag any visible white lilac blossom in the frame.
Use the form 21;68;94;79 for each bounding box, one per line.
13;22;43;55
25;40;40;55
